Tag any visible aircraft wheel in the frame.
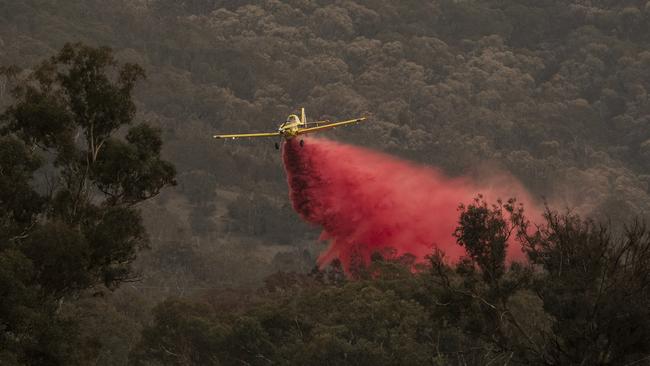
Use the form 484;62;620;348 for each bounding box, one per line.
274;142;279;150
300;139;304;147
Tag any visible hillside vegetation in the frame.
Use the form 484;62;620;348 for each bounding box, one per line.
1;0;650;364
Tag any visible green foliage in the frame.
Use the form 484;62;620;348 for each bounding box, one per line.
132;279;434;366
130;299;227;365
454;196;524;283
93;125;176;205
2;1;650;364
0;43;175;364
519;211;650;364
0;136;42;241
6;0;647;225
430;197;650;365
80;196;650;365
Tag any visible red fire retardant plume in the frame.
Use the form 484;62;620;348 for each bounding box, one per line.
283;137;540;270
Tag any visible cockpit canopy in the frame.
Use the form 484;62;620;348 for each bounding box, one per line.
286;114;300;124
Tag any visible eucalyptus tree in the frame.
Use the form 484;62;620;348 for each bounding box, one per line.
0;43;176;365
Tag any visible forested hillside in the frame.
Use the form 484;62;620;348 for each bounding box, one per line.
1;0;650;364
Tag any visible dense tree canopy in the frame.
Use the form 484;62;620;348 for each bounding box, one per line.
1;0;650;364
0;43;175;364
130;199;650;365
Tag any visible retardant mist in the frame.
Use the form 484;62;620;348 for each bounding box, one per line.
283;137;541;271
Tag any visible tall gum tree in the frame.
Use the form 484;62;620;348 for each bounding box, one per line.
0;43;176;364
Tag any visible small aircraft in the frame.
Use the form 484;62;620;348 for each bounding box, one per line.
213;108;367;149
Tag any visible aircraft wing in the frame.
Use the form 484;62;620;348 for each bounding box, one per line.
304;119;331;126
297;117;367;135
213;132;280;139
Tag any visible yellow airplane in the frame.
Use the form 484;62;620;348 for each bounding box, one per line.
213;108;367;149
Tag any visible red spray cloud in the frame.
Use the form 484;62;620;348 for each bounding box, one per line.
283;137;540;270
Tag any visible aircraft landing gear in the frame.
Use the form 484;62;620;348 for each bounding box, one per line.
300;139;304;147
274;142;280;150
